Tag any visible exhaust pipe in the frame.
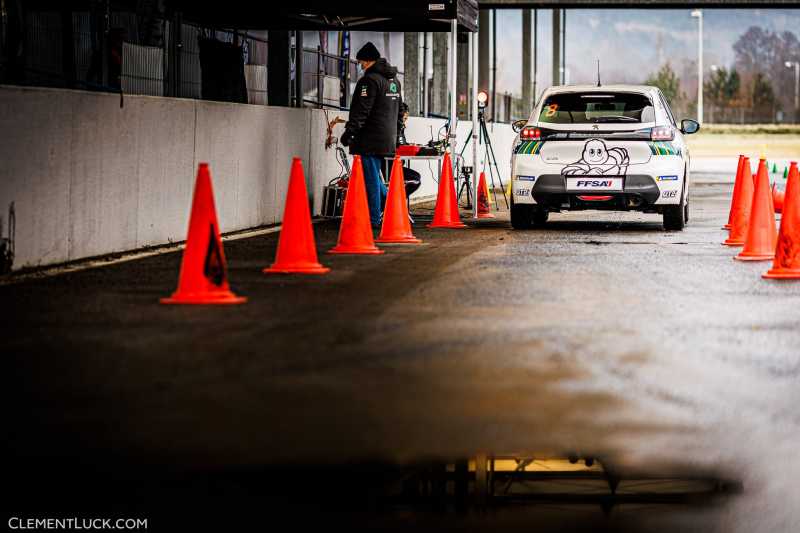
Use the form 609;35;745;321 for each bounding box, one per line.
627;196;644;208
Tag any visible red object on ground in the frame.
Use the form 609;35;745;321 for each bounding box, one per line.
428;152;467;228
773;183;785;214
161;163;246;305
724;155;745;230
329;155;385;255
723;157;754;247
764;162;800;279
477;172;496;219
396;144;422;156
735;159;778;261
264;158;330;274
376;157;422;244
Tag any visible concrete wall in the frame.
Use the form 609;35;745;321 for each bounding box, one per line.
0;85;515;271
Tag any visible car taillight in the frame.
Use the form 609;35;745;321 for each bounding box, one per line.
520;126;541;141
651;126;674;141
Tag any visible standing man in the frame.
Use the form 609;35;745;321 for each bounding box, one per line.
341;42;404;228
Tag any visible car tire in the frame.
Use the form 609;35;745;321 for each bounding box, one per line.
684;198;690;223
510;200;533;229
663;205;685;231
532;207;549;227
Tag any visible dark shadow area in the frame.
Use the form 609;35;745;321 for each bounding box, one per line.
4;457;740;533
1;210;746;532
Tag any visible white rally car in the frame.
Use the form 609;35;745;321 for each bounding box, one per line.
510;84;699;230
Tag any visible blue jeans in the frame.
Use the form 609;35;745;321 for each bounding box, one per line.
361;155;388;227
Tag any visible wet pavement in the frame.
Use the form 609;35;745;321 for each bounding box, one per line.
3;169;800;531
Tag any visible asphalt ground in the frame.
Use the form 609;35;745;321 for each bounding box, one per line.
3;170;800;532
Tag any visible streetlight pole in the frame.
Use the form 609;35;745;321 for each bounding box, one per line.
786;61;799;120
691;9;703;123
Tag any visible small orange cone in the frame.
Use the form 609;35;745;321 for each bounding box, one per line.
264;158;330;274
764;162;800;279
376;157;422;244
428;152;466;228
477;172;495;219
329;155;384;255
161;163;246;305
772;183;785;214
724;155;745;230
723;157;755;247
735;159;778;261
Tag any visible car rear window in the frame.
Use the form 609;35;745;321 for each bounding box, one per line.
537;92;655;124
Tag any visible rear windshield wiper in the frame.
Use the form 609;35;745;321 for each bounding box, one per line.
593;115;639;123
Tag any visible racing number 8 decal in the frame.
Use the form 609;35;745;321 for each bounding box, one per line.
545;104;559;117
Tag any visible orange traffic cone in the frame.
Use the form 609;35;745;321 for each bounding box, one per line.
735;159;778;261
724;155;745;230
264;158;330;274
161;163;246;305
376;157;422;244
477;172;495;219
772;183;785;214
764;162;800;279
723;157;754;247
329;155;384;255
428;152;466;228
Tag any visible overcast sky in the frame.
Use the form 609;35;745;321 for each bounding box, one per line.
495;9;800;97
308;9;800;101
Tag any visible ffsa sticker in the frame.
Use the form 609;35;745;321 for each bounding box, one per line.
565;177;623;191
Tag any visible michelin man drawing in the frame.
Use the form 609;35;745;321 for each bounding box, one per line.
561;139;630;176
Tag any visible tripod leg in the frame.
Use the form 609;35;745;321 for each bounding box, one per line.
480;120;501;208
482;119;510;208
457;171;473;209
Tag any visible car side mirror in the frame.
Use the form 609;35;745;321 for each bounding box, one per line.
681;119;700;135
512;119;527;133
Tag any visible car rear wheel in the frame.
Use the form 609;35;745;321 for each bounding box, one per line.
510;201;533;229
532;207;549;227
510;197;549;230
663;204;685;230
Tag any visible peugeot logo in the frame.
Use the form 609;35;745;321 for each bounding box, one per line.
592;124;599;130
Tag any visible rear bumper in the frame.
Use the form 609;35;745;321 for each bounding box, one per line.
512;174;677;211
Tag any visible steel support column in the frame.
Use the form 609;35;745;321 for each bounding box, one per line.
552;8;560;86
471;31;479;219
449;19;458;169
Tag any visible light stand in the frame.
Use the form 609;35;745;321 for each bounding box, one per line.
458;93;509;210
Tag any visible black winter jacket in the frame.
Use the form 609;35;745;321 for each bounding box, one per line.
344;59;404;156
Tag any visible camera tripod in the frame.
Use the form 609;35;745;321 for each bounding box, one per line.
457;108;509;210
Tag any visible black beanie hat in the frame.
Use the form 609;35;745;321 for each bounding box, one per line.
356;42;380;61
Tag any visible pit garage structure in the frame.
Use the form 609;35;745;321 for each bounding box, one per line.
167;0;484;218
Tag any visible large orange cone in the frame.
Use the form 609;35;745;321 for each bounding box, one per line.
376;157;422;244
724;155;745;230
328;155;384;255
264;158;330;274
723;157;755;247
477;172;495;219
772;183;785;214
161;163;246;305
735;159;778;261
764;162;800;279
428;152;466;228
